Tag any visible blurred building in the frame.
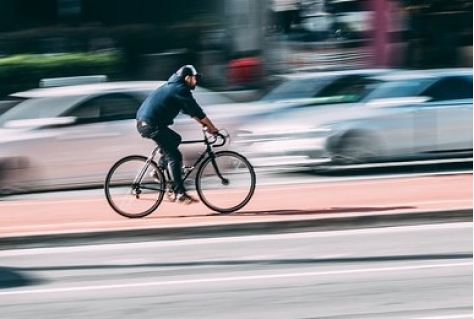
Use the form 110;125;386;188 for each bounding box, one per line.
267;0;472;70
402;0;473;68
0;0;471;88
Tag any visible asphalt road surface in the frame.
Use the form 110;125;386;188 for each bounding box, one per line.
1;222;472;319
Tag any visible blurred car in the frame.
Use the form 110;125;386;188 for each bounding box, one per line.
203;68;395;120
234;68;473;168
257;68;394;102
0;80;235;194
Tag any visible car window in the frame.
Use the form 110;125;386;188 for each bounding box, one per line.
318;76;379;102
66;93;141;123
0;95;83;127
422;77;473;101
259;78;331;101
362;79;431;101
317;75;362;95
0;98;25;115
193;92;234;105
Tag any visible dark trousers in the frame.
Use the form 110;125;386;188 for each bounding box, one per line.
137;124;185;194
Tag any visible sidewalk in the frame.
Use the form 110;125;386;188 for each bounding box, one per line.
0;174;472;249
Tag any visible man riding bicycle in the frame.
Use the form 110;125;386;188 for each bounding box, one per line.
136;65;219;205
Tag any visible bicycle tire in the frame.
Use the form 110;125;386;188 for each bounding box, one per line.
104;155;165;218
195;151;256;213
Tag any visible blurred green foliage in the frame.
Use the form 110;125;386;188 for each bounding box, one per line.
0;53;126;97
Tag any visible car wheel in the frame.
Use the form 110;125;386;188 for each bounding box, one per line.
331;132;378;165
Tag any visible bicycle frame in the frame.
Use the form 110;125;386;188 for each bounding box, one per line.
105;127;255;216
180;131;228;183
135;129;227;188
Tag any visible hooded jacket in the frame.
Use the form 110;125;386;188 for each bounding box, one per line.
136;73;206;127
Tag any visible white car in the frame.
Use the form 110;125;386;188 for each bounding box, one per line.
234;68;473;168
0;81;235;194
202;68;395;120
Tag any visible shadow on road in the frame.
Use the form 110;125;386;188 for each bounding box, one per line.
144;206;417;219
0;267;40;289
233;206;416;216
13;253;472;272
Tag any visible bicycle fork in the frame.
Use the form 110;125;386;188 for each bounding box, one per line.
209;154;229;186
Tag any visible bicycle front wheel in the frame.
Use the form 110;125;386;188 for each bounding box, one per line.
196;151;256;213
104;156;165;218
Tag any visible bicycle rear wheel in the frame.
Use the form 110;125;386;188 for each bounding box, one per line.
104;155;165;218
196;151;256;213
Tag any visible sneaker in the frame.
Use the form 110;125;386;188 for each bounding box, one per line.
176;193;199;205
166;188;176;202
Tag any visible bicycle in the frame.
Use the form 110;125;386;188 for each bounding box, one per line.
104;128;256;218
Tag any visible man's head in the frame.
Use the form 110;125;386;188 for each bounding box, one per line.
176;65;201;90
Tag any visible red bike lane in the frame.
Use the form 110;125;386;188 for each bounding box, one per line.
0;174;472;238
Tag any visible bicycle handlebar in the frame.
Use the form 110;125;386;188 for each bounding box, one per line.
202;126;228;147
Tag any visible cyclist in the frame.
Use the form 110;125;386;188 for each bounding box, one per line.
136;65;219;204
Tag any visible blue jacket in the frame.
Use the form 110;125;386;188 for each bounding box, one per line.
136;73;206;127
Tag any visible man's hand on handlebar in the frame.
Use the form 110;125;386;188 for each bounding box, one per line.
196;116;219;135
206;126;219;135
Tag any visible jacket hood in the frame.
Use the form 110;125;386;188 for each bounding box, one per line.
168;73;185;84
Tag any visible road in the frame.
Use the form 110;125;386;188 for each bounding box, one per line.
0;222;472;319
0;173;471;240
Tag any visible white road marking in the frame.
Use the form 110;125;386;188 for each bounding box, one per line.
0;222;471;257
0;197;105;206
0;262;471;296
414;315;473;319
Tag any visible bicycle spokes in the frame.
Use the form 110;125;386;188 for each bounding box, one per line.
104;156;165;218
196;151;256;213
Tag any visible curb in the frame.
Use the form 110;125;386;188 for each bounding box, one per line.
1;208;472;250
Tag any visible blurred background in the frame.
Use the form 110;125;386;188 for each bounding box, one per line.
0;0;472;194
0;0;472;96
0;3;471;317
